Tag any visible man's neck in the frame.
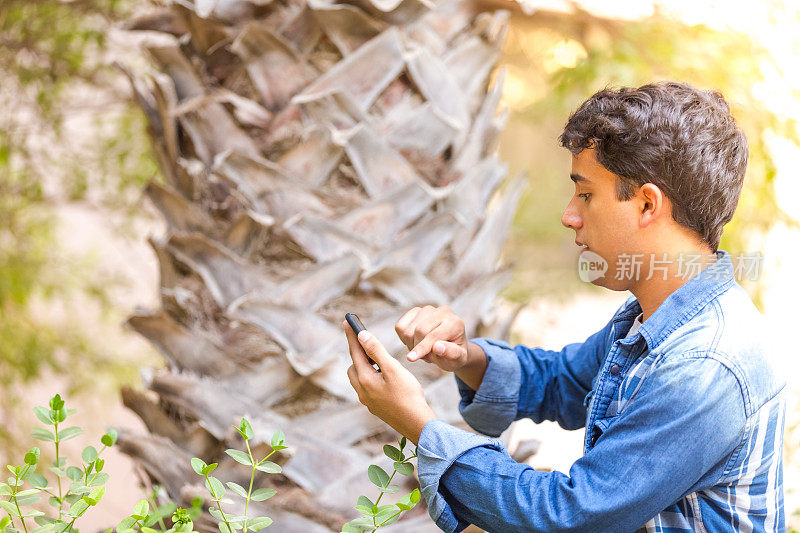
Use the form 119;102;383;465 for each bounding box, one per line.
630;249;718;321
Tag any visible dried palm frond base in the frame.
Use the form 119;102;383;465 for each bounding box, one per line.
118;0;530;529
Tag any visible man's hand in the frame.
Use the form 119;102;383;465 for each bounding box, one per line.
343;320;436;446
395;305;470;372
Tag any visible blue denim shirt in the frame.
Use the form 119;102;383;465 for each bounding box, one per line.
416;250;786;532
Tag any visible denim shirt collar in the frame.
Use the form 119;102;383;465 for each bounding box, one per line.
613;250;735;351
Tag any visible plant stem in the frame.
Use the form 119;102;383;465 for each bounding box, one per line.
65;516;77;533
54;422;63;521
372;470;397;528
204;475;234;533
12;471;30;533
373;470;396;507
146;492;167;532
243;440;256;533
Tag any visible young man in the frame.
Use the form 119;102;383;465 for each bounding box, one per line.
343;81;785;532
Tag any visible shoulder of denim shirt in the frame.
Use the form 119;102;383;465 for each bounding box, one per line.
634;250;785;418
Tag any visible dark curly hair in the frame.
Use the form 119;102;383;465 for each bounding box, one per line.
559;81;748;251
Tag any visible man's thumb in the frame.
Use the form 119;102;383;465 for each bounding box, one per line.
358;331;394;368
433;340;464;359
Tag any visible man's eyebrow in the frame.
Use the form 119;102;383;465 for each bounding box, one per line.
570;173;591;183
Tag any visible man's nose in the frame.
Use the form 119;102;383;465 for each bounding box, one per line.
561;201;583;230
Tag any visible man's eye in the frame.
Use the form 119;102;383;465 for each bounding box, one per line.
577;193;591;201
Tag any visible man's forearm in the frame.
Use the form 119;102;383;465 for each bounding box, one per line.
454;341;488;392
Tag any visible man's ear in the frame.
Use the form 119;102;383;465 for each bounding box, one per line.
638;183;668;227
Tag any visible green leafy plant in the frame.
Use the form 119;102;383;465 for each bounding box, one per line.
114;491;203;533
3;395;425;533
188;418;285;533
0;393;117;533
341;436;421;532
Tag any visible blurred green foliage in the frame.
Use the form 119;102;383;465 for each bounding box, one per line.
0;0;152;451
496;11;799;307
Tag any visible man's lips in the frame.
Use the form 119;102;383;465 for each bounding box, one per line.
575;241;590;252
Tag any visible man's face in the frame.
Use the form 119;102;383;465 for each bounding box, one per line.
561;148;641;290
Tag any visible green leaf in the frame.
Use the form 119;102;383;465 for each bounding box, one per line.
374;505;396;521
270;431;285;449
31;522;56;533
393;461;414;476
52;408;67;424
34;407;54;425
31;428;55;442
399;436;407;450
205;476;225;499
356;495;374;509
217;523;234;533
376;485;399;494
58;427;82;442
16;491;41;506
49;395;64;410
133;499;150;520
248;517;272;531
87;486;105;504
201;463;218;476
250;488;276;502
68;499;89;517
95;459;104;472
88;473;110;486
34;516;56;527
224;450;251;466
190;458;206;475
68;483;91;495
342;517;376;531
24;447;41;465
0;516;10;529
66;467;83;482
254;461;280;474
410;488;420;503
367;465;389;488
116;516;136;532
81;446;97;463
0;500;21;516
225;482;247;499
240;419;253;441
101;430;117;447
377;512;400;527
29;473;48;489
383;445;402;461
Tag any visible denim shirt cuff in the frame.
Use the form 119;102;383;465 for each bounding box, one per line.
417;418;504;533
454;337;522;437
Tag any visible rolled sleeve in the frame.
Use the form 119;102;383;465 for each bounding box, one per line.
416;418;505;533
454;338;522;437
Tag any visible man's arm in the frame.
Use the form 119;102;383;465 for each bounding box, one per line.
418;355;749;532
453;341;488;391
453;316;614;437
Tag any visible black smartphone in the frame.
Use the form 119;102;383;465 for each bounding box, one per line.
345;313;379;370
